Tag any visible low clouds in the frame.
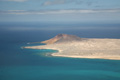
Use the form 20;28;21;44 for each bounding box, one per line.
42;0;67;6
0;9;120;15
42;0;94;6
0;0;94;6
0;0;28;2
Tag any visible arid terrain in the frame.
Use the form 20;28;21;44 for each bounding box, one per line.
24;34;120;60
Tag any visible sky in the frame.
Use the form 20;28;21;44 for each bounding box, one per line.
0;0;120;23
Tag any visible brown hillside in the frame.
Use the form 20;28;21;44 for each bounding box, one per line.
41;34;84;44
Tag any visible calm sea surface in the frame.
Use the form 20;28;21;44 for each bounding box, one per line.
0;22;120;80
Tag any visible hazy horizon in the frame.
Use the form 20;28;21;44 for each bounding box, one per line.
0;0;120;24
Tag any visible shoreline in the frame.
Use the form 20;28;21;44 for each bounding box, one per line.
24;38;120;60
51;53;120;60
24;46;120;60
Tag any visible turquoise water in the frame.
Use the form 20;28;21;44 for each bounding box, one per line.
0;42;120;80
0;23;120;80
0;65;120;80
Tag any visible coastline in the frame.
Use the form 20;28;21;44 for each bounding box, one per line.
24;46;120;60
24;38;120;60
51;53;120;60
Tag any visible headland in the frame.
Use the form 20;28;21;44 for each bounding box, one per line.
24;34;120;60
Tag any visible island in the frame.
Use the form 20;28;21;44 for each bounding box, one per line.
24;34;120;60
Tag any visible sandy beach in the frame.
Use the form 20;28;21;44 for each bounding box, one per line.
51;54;120;60
24;38;120;60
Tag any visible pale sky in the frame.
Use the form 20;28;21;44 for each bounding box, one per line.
0;0;120;23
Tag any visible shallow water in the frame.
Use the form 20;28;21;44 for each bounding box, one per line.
0;22;120;80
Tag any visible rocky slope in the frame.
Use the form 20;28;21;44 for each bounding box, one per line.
41;34;86;44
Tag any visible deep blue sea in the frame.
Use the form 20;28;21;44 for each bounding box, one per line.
0;22;120;80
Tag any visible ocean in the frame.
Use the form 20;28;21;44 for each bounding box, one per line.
0;22;120;80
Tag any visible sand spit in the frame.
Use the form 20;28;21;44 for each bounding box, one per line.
51;54;120;60
24;38;120;60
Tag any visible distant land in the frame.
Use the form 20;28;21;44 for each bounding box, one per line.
24;34;120;60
